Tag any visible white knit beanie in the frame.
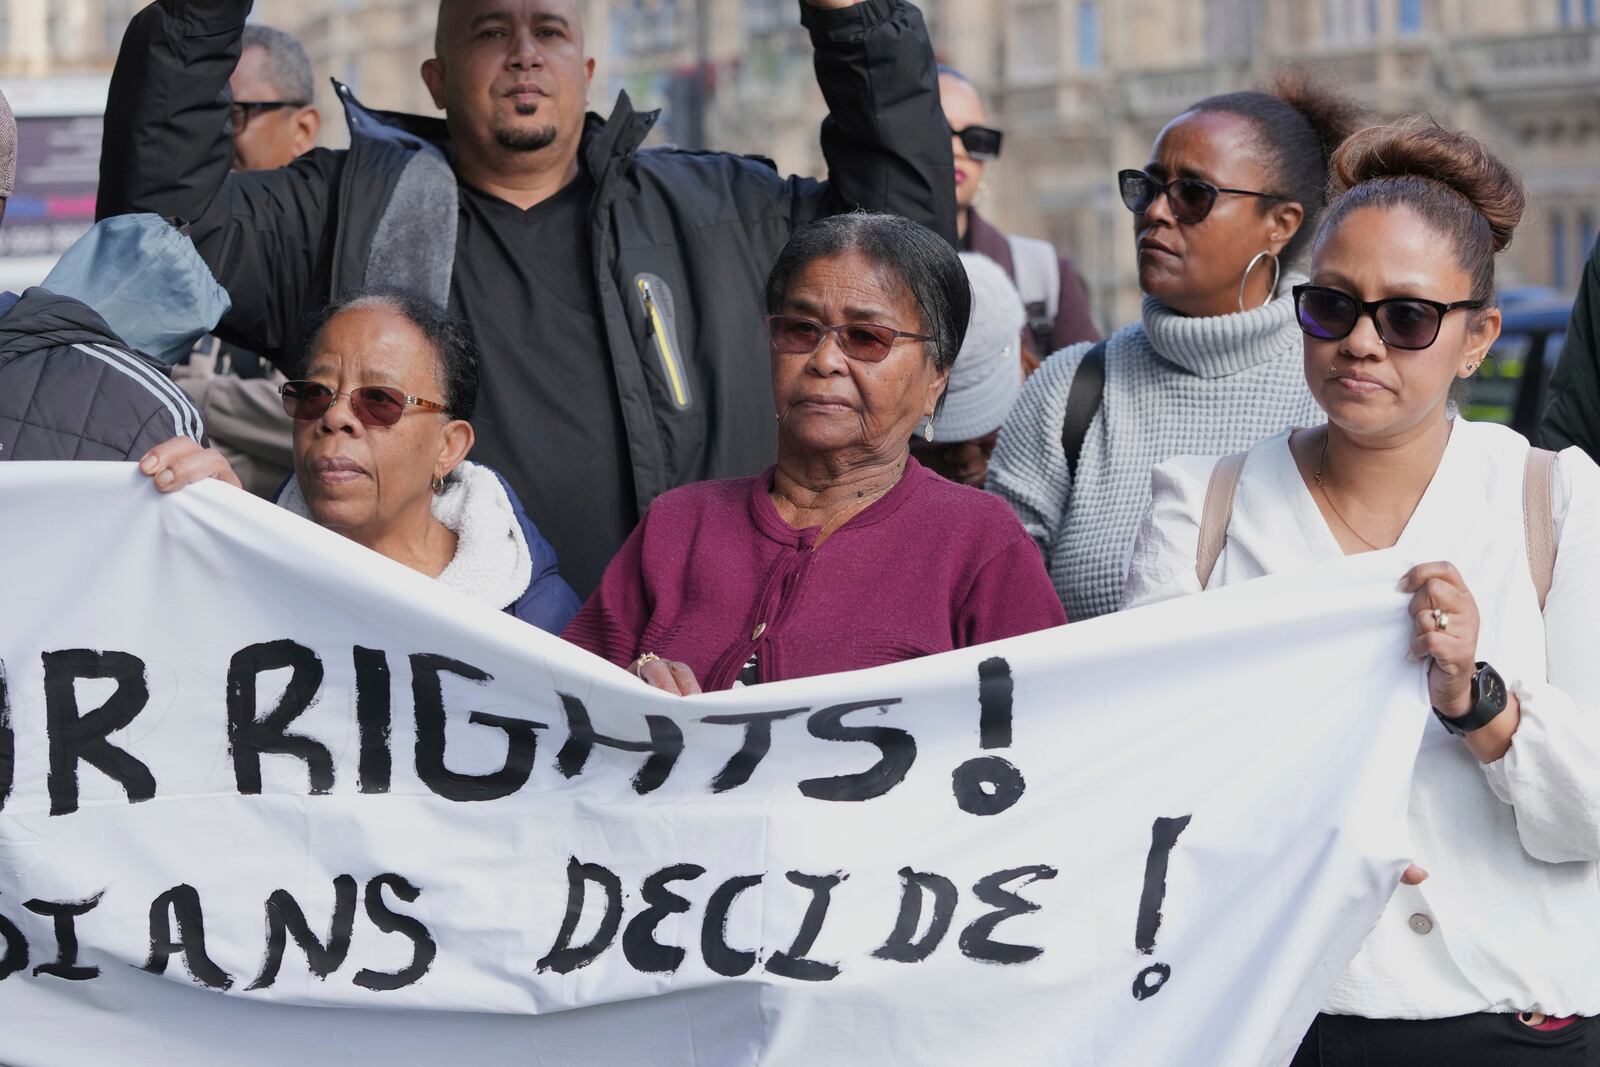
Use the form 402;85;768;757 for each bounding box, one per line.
929;252;1025;443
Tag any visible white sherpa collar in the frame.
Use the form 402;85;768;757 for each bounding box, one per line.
277;460;533;611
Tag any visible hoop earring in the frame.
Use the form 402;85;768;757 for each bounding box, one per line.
1237;251;1281;313
432;476;446;494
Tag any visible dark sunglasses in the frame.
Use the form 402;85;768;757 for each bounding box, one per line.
765;315;932;364
953;125;1003;161
229;100;310;134
1117;169;1283;225
279;380;449;428
1292;285;1484;351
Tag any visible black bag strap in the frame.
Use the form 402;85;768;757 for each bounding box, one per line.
1060;340;1108;485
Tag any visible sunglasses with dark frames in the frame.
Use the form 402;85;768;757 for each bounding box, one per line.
1292;285;1485;351
1117;169;1284;225
952;125;1003;161
279;380;450;427
229;100;311;134
765;315;932;364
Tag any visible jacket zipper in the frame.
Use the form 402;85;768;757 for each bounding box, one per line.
636;277;690;410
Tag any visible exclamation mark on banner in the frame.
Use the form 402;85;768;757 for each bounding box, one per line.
951;657;1026;816
1132;814;1192;1000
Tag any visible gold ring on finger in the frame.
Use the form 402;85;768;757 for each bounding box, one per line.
1431;608;1449;633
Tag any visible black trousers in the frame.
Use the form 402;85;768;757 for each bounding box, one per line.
1291;1012;1595;1066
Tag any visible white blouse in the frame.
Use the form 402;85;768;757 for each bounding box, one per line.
1122;420;1600;1019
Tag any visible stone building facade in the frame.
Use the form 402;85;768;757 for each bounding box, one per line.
0;0;1594;322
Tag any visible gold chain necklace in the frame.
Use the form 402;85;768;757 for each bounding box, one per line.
1313;432;1387;551
771;477;899;547
811;482;895;544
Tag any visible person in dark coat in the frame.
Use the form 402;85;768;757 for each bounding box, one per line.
143;288;580;634
99;0;957;598
1540;236;1600;464
0;288;208;462
0;88;213;462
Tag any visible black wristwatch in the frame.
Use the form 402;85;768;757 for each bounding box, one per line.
1432;662;1509;736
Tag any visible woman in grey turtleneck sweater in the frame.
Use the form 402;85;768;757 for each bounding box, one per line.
988;77;1362;620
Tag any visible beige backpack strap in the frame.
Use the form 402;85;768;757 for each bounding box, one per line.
1523;447;1558;612
1196;452;1248;589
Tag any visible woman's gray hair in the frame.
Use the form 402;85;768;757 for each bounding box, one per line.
763;212;972;374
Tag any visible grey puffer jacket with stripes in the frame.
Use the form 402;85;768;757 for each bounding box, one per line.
0;288;205;462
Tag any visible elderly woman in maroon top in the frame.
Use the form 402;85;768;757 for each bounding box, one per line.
564;213;1066;695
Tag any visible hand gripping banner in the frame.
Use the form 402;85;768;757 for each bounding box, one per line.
0;465;1428;1066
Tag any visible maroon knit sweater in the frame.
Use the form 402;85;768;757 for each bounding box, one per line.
562;458;1066;690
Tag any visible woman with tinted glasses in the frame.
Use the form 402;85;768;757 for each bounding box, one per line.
1125;120;1600;1065
563;213;1064;695
140;287;581;634
938;65;1098;368
987;73;1361;620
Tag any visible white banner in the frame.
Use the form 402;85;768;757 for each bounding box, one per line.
0;465;1428;1067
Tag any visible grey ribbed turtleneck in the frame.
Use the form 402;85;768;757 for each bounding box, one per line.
987;276;1326;620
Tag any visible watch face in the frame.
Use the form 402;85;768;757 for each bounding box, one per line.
1479;666;1508;712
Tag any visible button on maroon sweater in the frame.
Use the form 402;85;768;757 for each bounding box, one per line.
562;458;1067;690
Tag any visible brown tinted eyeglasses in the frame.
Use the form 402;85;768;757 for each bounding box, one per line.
279;380;449;428
765;314;932;363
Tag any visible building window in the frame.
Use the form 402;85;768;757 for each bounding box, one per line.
1010;1;1059;80
1207;0;1255;58
1398;0;1424;33
742;0;790;36
1581;209;1598;266
1557;0;1595;25
1324;0;1377;42
1552;212;1569;290
1077;1;1101;69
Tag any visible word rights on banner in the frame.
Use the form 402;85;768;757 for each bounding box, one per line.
0;466;1428;1067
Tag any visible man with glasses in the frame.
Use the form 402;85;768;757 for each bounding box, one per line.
172;23;323;496
98;0;955;598
229;24;321;172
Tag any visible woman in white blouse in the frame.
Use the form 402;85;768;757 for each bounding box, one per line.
1124;119;1600;1064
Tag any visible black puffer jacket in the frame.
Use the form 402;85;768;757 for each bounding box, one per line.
0;288;205;462
99;0;955;593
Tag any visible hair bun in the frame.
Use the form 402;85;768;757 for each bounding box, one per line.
1328;116;1525;252
1264;66;1365;163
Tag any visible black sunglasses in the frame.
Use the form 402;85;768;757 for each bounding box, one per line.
765;315;931;364
953;125;1003;161
1292;285;1485;351
1117;169;1283;225
230;100;310;133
